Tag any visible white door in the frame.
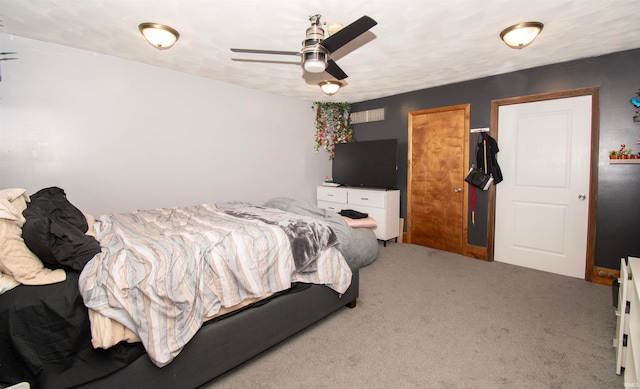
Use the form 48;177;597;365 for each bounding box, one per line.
495;95;592;278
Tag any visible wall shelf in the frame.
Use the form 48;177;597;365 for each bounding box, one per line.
610;159;640;164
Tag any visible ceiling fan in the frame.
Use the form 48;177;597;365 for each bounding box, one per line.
0;52;18;82
230;14;377;81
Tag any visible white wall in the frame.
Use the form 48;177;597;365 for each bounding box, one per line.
0;34;331;215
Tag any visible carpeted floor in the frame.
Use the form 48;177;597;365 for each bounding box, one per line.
204;242;623;388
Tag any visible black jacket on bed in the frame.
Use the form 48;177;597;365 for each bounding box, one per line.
22;186;101;271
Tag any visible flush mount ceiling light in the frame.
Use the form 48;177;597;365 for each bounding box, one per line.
500;22;544;49
139;22;180;50
320;81;341;96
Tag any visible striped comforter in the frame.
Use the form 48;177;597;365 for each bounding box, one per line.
78;204;352;367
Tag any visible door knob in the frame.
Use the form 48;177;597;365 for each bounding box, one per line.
454;188;462;193
578;194;586;200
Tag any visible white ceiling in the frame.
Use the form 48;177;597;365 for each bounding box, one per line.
1;0;639;103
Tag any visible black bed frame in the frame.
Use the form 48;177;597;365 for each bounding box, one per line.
75;269;359;389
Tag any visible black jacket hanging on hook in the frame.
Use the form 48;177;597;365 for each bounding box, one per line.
475;133;503;185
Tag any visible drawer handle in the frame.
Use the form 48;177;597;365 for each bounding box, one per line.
360;197;369;200
327;194;334;197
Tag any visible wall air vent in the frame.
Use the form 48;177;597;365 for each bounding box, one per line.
351;107;385;124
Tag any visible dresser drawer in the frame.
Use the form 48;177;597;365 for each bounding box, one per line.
317;186;348;203
347;189;386;208
317;200;342;213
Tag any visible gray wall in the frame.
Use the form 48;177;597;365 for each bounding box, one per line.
351;48;640;270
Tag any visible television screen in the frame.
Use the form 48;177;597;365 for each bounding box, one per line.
332;139;398;189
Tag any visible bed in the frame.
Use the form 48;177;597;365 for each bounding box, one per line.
0;187;378;389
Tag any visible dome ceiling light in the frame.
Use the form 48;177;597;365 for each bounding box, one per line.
500;22;544;49
139;22;180;50
320;81;341;95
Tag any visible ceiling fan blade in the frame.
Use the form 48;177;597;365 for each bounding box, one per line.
232;58;300;65
320;16;377;54
231;48;300;56
325;60;348;80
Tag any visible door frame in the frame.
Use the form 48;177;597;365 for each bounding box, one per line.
488;87;600;281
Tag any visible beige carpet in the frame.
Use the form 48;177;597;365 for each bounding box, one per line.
204;242;623;388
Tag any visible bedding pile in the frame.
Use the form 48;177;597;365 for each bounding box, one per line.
1;189;373;388
0;272;145;389
0;188;66;286
79;203;352;367
0;187;145;389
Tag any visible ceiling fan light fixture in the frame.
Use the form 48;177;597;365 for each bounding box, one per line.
303;51;327;73
320;81;341;96
139;22;180;50
500;22;543;49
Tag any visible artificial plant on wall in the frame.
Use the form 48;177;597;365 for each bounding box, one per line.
313;102;353;159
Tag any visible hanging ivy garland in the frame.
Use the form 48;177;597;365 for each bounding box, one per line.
313;102;354;159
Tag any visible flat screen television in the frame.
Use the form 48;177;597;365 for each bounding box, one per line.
332;139;398;189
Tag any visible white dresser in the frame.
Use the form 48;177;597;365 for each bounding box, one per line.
317;186;400;243
615;256;640;386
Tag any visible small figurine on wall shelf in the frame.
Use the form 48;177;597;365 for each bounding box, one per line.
609;144;638;159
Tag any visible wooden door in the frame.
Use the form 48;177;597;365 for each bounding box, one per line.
407;105;469;254
495;95;592;278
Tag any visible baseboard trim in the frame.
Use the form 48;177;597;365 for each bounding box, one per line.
414;242;618;285
464;244;487;261
592;267;620;286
